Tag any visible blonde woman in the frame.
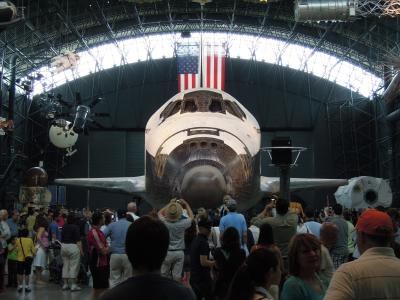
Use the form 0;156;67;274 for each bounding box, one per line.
32;214;49;284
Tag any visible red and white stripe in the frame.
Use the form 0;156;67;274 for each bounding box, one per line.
202;44;226;91
178;72;201;92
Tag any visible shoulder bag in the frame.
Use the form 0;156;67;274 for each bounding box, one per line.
19;238;33;265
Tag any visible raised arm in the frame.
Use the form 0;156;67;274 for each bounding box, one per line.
179;199;194;219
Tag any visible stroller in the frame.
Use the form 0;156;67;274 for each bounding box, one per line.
48;240;63;284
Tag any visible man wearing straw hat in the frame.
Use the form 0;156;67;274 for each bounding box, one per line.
158;199;194;281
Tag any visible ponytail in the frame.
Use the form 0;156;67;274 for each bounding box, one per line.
225;263;254;300
225;248;279;300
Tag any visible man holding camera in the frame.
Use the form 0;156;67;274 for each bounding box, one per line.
158;199;194;281
252;198;297;259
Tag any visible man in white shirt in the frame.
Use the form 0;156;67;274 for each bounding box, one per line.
127;202;139;221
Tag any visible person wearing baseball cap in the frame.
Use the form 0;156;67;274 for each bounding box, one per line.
158;199;194;281
325;209;400;300
219;197;248;252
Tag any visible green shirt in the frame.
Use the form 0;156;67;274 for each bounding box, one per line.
281;275;327;300
7;244;18;261
253;212;297;257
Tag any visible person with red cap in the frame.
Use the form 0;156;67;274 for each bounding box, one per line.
324;209;400;300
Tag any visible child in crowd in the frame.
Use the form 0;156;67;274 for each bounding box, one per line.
15;228;36;293
7;236;18;287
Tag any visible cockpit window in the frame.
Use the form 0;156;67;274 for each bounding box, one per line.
224;101;236;116
170;100;182;116
209;99;223;113
232;102;246;119
160;102;174;119
224;100;246;120
182;99;197;113
160;100;182;121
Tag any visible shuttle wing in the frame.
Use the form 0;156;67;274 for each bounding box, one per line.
260;176;348;194
54;176;145;194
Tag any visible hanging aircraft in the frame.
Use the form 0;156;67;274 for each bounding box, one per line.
55;88;392;211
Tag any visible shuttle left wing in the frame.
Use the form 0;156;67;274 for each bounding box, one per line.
260;176;348;194
55;176;145;194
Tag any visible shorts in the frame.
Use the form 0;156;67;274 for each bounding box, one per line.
90;265;110;289
17;258;33;275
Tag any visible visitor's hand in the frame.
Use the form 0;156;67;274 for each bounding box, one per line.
178;199;188;208
265;203;274;212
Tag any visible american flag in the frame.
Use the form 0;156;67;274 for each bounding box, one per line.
202;44;226;90
177;44;201;92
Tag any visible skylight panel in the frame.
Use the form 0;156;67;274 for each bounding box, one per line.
25;32;383;99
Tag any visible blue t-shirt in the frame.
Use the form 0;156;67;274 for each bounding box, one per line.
304;221;322;239
219;212;247;246
49;221;61;241
281;275;327;300
103;218;131;254
6;218;18;237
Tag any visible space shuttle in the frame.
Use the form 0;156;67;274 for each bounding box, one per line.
55;88;392;211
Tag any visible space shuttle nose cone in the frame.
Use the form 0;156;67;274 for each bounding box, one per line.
181;165;227;209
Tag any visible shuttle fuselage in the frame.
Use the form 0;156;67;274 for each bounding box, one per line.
145;88;261;211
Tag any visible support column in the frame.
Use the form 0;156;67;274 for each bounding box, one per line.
279;165;291;201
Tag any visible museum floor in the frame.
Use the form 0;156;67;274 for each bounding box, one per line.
2;283;91;300
1;272;92;300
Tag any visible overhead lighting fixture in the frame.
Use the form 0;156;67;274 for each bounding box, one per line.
191;0;213;5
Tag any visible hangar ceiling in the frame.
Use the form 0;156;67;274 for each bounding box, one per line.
1;0;399;79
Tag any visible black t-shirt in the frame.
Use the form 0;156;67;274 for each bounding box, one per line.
99;273;195;300
213;247;246;296
190;234;211;278
61;224;80;244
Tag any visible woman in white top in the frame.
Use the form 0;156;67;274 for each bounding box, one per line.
32;214;49;284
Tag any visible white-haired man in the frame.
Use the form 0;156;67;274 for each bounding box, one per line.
127;202;139;221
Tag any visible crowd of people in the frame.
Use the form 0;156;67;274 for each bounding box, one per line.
0;195;400;300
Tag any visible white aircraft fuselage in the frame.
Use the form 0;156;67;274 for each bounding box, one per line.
57;88;390;210
145;88;261;210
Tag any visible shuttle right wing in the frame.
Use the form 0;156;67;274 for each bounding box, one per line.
54;176;145;195
260;176;348;194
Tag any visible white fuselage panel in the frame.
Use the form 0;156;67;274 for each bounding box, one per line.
145;88;261;158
